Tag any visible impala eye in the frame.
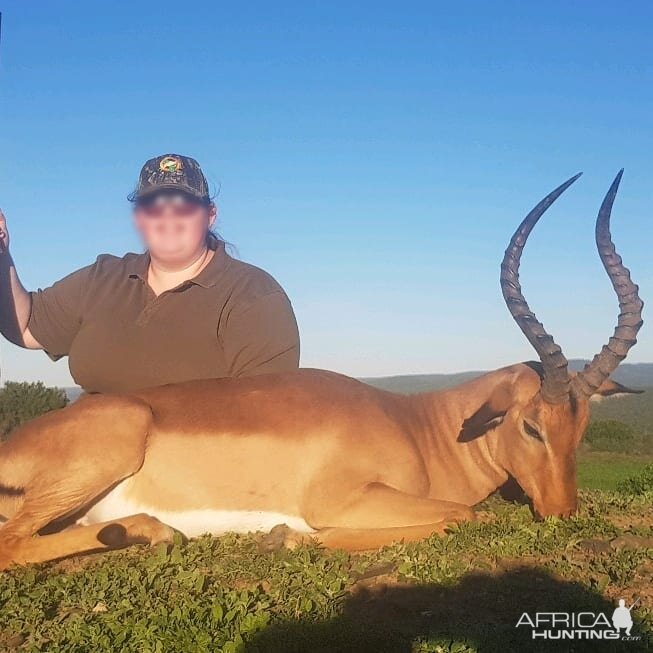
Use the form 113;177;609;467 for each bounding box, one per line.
523;419;544;442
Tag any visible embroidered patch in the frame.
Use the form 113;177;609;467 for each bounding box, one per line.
159;156;183;173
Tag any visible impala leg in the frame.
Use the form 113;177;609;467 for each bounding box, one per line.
0;513;175;568
264;483;475;552
0;395;154;570
308;521;465;550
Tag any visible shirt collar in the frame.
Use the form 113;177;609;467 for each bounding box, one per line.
126;252;149;281
127;240;228;288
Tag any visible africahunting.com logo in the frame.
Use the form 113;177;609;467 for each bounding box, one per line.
516;598;642;641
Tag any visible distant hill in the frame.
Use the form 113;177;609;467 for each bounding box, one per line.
590;389;653;437
362;371;482;393
363;360;653;394
64;361;653;399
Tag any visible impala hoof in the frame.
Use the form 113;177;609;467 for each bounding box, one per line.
260;524;315;551
148;524;177;548
124;514;178;548
259;524;291;552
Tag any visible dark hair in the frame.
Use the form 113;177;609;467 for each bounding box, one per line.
206;229;223;249
204;201;237;256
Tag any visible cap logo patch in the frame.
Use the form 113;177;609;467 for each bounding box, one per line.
159;156;183;173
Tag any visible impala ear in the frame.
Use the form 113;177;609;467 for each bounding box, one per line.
457;403;507;442
457;374;517;443
590;378;643;401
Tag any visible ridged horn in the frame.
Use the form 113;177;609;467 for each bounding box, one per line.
500;173;583;404
572;170;644;398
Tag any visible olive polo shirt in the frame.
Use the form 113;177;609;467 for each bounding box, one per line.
27;242;300;394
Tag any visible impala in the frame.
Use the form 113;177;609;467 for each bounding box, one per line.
0;171;643;567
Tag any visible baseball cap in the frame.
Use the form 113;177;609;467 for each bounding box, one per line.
128;154;210;203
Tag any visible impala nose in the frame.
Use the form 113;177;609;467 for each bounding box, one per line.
533;500;577;520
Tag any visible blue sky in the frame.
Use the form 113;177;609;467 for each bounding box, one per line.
0;1;651;387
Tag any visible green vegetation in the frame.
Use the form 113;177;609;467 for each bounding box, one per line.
590;392;653;445
0;488;651;652
0;382;67;441
578;452;653;491
0;381;651;651
584;420;639;452
618;463;653;496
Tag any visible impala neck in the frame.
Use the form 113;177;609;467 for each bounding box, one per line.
411;391;509;505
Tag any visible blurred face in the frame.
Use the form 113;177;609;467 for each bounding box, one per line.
133;191;216;262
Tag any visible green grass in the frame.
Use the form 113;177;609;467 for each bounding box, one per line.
1;485;652;653
578;452;653;491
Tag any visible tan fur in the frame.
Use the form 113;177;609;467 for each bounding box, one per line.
0;363;632;567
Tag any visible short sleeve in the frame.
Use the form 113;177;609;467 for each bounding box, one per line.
28;264;93;360
221;291;300;377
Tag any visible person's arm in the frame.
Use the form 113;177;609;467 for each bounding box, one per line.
27;264;90;360
221;290;300;377
0;209;43;348
0;208;92;358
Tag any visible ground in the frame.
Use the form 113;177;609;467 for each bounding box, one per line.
0;462;651;652
578;452;653;492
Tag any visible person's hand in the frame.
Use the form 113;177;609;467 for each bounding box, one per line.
0;210;10;254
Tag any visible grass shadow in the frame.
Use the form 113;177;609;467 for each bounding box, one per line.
245;566;650;652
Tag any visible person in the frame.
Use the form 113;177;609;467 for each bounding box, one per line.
611;599;634;636
0;154;300;393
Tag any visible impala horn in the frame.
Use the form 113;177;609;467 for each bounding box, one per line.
500;173;583;404
571;170;644;399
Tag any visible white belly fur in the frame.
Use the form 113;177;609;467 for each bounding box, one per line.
79;479;314;537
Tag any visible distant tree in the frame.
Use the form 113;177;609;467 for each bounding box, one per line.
584;419;638;453
0;382;68;441
618;464;653;495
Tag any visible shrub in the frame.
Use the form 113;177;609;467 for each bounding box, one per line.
584;420;638;453
0;381;68;441
617;463;653;495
